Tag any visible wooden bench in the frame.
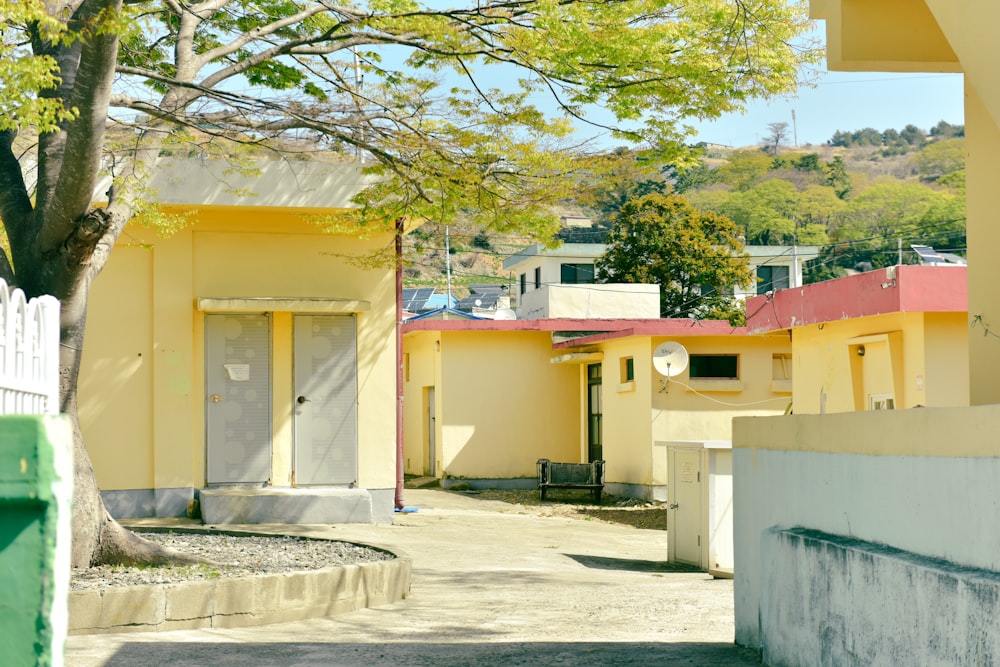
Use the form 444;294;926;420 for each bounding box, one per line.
536;459;605;503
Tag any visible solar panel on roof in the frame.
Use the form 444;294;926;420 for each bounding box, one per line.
911;245;945;264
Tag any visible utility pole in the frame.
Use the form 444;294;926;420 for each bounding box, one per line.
791;109;798;147
445;226;453;307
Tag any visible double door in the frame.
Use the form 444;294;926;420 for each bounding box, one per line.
205;313;357;486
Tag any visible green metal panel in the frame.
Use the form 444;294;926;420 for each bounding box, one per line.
0;416;72;667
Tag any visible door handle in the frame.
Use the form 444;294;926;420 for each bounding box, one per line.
210;394;224;403
668;503;679;510
297;395;311;404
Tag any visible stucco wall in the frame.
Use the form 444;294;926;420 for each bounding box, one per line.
965;81;1000;405
733;405;1000;649
81;207;398;512
650;335;790;444
597;337;654;487
789;311;968;413
402;331;440;476
434;330;581;479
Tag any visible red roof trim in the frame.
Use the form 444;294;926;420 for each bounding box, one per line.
745;264;967;333
402;317;666;334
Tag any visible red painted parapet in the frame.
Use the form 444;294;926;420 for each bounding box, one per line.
745;265;967;334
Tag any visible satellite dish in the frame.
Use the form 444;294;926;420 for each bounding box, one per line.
652;341;689;377
494;308;517;320
474;299;483;307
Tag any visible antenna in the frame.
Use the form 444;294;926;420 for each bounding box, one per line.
652;341;689;393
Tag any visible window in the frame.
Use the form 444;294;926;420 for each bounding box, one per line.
620;356;634;382
772;353;791;381
757;265;790;295
869;394;895;410
405;353;410;382
561;263;596;284
534;267;541;289
520;273;526;295
689;354;739;379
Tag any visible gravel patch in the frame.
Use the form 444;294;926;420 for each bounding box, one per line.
70;532;393;591
465;488;668;531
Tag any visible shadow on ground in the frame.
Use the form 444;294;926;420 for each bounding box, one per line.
563;553;702;573
101;641;762;666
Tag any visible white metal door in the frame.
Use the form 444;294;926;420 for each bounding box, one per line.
205;313;272;484
670;448;702;566
293;315;358;486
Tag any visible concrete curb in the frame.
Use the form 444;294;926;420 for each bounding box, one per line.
69;531;412;635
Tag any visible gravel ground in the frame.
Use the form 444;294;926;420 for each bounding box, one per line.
70;533;392;591
69;488;664;591
454;488;669;531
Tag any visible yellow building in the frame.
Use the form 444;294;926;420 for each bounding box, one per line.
403;317;791;500
80;158;404;524
745;264;969;413
733;3;1000;659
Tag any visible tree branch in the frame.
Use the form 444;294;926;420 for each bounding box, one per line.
0;130;34;252
38;0;123;258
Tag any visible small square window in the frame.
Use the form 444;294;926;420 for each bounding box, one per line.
689;354;739;379
620;357;634;382
772;353;791;381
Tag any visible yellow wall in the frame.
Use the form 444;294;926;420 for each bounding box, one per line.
81;205;398;493
790;312;968;414
924;312;970;407
79;246;154;491
402;330;440;476
814;0;1000;405
596;337;654;487
965;82;1000;404
648;334;791;444
818;0;958;73
440;330;581;478
402;329;581;480
400;328;789;492
582;334;791;489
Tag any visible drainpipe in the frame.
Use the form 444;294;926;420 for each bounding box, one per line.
395;217;406;510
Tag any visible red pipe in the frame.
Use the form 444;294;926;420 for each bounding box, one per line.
394;216;405;510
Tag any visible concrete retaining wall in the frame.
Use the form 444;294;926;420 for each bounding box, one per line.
761;528;1000;667
734;407;1000;659
69;555;411;634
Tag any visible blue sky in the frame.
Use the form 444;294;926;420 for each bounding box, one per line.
685;70;965;149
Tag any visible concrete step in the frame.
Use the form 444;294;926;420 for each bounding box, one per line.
200;487;373;525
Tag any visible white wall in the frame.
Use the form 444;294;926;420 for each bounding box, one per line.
518;283;659;320
733;406;1000;651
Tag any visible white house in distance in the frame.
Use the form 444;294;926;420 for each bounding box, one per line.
504;243;819;319
502;243;660;319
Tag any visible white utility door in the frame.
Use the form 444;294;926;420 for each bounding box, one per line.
205;313;272;484
669;448;703;566
293;315;358;486
427;387;436;476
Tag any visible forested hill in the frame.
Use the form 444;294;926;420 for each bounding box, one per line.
403;121;967;293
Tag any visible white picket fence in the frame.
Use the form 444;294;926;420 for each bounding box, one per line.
0;278;60;415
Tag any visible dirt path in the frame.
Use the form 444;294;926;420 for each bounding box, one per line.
65;489;760;666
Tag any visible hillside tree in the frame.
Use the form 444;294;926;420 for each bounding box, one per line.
0;0;817;567
595;194;752;322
